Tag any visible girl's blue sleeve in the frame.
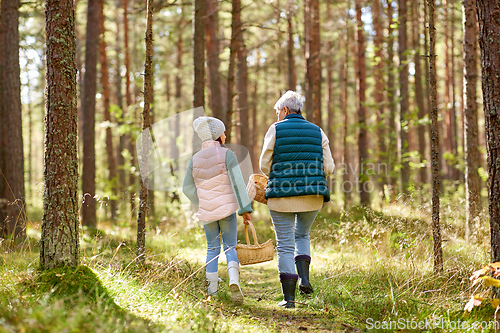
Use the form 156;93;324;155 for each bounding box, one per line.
182;158;199;205
226;150;253;215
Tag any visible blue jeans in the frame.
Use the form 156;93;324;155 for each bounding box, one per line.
269;210;319;274
203;213;239;274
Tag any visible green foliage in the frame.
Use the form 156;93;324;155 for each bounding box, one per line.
1;194;496;332
479;167;489;182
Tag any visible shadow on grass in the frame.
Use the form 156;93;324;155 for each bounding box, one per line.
26;265;119;307
4;265;167;332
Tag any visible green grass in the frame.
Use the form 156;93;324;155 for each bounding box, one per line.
0;195;498;332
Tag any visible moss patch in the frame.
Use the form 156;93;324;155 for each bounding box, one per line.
28;265;116;307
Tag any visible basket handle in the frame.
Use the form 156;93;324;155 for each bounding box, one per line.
244;220;260;246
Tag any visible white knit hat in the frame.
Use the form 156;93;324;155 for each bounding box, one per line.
193;116;225;142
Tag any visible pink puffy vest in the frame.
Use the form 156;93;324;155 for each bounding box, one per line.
192;141;239;223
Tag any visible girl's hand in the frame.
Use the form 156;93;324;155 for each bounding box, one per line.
242;212;251;225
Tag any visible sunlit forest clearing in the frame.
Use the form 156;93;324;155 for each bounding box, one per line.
1;0;500;331
2;200;495;332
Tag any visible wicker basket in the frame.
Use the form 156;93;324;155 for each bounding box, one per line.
246;174;268;205
236;220;274;266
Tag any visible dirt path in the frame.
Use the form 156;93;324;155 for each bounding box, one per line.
209;260;357;332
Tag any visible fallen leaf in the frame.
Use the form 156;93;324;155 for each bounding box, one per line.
480;276;500;288
491;299;500;308
465;296;482;312
470;267;488;281
489;262;500;270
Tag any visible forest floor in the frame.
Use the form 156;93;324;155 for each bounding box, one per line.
1;194;498;332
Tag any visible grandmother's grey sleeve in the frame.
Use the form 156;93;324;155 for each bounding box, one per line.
321;129;335;176
259;124;276;176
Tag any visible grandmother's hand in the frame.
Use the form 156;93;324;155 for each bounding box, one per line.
242;212;251;225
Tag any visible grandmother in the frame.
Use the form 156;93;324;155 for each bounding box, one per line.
260;91;335;308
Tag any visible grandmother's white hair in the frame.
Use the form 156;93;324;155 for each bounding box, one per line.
274;90;303;113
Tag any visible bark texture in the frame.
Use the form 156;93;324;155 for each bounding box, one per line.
387;0;398;190
3;0;25;238
99;0;117;220
205;0;224;122
137;0;153;263
287;2;296;90
428;0;443;273
373;0;387;187
414;0;427;184
0;1;9;235
342;21;351;206
236;8;249;149
193;0;205;108
114;0;126;211
304;0;321;126
81;0;100;228
463;0;481;241
356;0;369;206
476;0;500;263
41;0;80;269
399;0;410;195
226;0;240;143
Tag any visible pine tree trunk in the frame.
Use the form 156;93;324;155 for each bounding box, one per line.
123;0;136;214
399;0;410;195
423;0;431;184
123;0;131;108
276;0;284;93
311;0;321;126
41;0;79;269
0;1;9;235
476;0;500;264
449;0;459;181
373;0;387;189
326;48;334;191
387;0;398;192
137;0;153;264
304;0;321;125
325;0;334;192
413;0;427;185
114;0;126;214
205;0;224;122
99;0;117;221
75;0;84;146
26;75;33;204
463;0;481;241
304;0;312;119
443;0;452;179
193;0;205;109
428;0;443;273
226;0;240;144
173;19;183;169
287;3;296;90
3;0;25;238
251;52;260;174
356;0;369;207
237;12;249;149
148;77;155;221
442;0;459;182
342;21;351;206
81;0;100;228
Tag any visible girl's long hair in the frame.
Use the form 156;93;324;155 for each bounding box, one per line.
216;136;227;148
